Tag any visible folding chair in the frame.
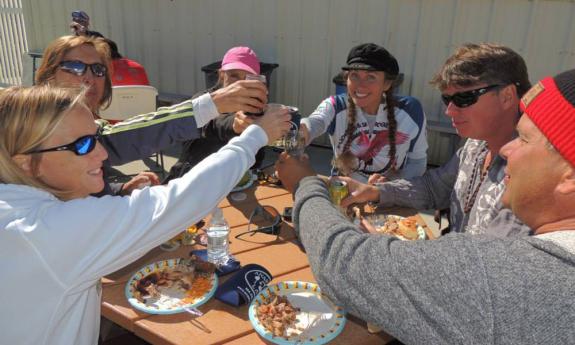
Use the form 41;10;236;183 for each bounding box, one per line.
99;85;165;173
100;85;158;121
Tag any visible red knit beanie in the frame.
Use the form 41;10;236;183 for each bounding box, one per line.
520;69;575;167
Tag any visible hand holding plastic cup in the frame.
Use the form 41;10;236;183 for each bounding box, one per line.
245;74;267;116
265;104;305;156
284;126;306;157
256;103;292;145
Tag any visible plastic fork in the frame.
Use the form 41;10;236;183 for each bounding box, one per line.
183;306;203;317
294;314;325;345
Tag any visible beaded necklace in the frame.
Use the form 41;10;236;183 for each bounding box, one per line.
463;146;492;214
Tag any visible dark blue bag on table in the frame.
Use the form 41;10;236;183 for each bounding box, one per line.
214;264;272;306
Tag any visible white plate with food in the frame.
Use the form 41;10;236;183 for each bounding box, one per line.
359;214;426;240
231;170;257;192
249;281;346;345
125;257;218;314
361;215;427;241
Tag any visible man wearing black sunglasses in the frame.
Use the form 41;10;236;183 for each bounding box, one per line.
340;43;532;238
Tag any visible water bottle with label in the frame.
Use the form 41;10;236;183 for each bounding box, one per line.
207;207;230;265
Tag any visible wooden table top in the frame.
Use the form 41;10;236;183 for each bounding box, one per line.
101;181;430;344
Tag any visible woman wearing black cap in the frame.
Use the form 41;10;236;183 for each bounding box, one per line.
300;43;427;182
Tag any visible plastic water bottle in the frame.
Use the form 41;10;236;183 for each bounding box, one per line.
207;207;230;265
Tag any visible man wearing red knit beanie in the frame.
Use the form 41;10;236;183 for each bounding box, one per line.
500;69;575;234
276;69;575;344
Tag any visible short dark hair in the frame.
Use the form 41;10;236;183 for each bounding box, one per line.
430;43;531;97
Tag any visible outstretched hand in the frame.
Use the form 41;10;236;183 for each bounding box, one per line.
210;80;268;114
120;171;160;196
253;105;292;145
232;111;256;134
299;123;311;146
275;152;316;194
338;176;380;208
367;173;387;185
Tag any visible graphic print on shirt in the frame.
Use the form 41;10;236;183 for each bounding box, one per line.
321;94;427;176
339;122;410;171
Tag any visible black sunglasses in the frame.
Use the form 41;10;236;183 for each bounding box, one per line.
26;134;100;156
234;205;282;240
59;60;107;78
441;84;502;108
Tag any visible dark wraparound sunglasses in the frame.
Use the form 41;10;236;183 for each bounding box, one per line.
441;84;502;108
26;134;100;156
59;60;107;77
234;205;282;241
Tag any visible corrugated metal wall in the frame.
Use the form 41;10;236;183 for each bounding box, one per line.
18;0;575;164
0;0;27;87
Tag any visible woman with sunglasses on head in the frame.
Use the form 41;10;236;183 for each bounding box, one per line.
339;43;532;237
0;85;290;345
35;35;269;196
300;43;428;182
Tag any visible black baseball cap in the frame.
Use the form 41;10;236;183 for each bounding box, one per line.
342;43;399;76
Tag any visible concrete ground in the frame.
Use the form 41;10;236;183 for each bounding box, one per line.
111;144;441;237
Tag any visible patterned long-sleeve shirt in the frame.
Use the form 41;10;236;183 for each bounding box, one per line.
378;139;532;237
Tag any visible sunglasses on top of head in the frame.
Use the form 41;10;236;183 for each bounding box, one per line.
58;60;107;78
441;84;503;108
26;134;100;156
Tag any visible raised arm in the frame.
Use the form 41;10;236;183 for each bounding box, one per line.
99;96;215;165
339;150;460;210
300;96;343;145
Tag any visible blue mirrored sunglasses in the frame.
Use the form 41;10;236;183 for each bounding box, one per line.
26;134;100;156
59;60;107;78
441;84;502;108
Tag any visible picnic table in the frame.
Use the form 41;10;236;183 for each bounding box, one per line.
101;181;433;344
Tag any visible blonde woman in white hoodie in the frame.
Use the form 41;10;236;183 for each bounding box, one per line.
0;85;290;345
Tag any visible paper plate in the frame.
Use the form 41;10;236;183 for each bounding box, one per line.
125;258;218;314
249;281;346;345
232;171;257;192
364;214;426;240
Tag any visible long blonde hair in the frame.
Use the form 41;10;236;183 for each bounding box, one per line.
35;35;113;111
0;85;87;199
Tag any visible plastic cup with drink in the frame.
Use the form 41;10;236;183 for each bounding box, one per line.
245;74;267;116
266;104;306;157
